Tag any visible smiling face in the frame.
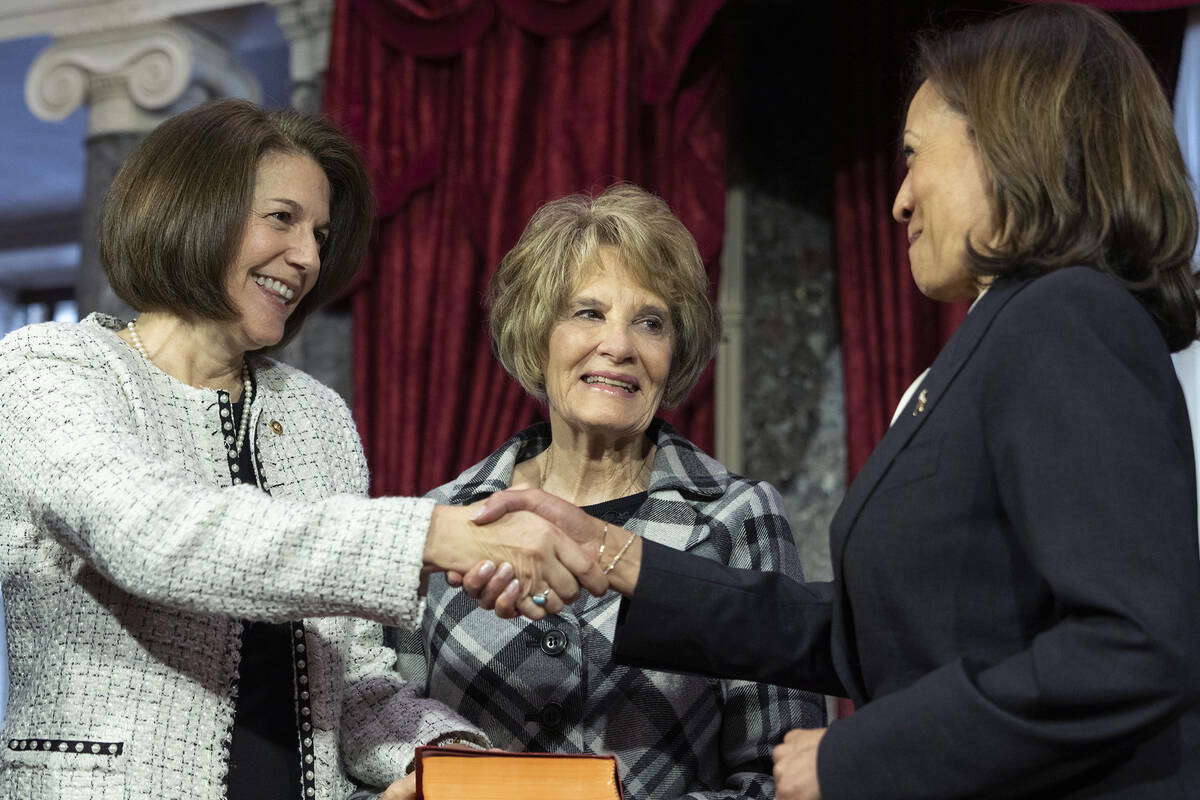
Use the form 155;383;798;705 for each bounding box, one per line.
543;248;675;441
224;150;330;350
892;81;997;303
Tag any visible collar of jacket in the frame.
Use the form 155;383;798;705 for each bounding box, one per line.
433;418;731;506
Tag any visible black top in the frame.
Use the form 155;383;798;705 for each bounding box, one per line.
581;492;647;527
223;387;303;800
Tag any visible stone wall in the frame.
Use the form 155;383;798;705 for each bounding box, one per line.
741;196;841;581
735;0;843;581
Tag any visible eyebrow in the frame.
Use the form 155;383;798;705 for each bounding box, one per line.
267;198;330;229
571;296;670;317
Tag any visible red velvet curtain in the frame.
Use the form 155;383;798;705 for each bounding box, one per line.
833;1;980;483
1023;0;1194;9
324;0;728;496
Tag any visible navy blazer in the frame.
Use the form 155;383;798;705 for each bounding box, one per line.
612;268;1200;799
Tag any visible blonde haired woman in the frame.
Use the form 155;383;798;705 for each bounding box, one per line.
391;184;825;800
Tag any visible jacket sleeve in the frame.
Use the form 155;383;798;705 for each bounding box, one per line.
816;272;1200;798
612;539;844;697
339;616;488;788
0;325;430;628
304;393;489;789
677;481;829;800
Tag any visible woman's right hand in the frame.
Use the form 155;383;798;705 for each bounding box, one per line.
423;503;607;619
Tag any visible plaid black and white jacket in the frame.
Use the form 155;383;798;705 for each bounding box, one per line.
392;420;826;800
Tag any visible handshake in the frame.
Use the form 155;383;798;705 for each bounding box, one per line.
422;488;642;619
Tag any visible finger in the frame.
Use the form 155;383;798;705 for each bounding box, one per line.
471;488;593;532
493;576;531;619
482;572;514;605
473;563;514;609
528;587;565;616
543;589;565;615
457;560;497;595
504;489;597;539
516;593;547;620
783;727;821;746
535;577;574;615
773;741;796;765
470;489;534;524
540;559;582;605
554;535;609;597
493;577;525;619
380;772;417;800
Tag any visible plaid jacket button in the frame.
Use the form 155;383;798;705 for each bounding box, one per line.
540;628;568;656
538;702;565;730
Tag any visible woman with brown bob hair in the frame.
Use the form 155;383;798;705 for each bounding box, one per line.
468;5;1200;798
0;99;605;800
390;183;826;800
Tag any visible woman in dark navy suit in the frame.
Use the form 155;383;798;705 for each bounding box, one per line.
466;4;1200;798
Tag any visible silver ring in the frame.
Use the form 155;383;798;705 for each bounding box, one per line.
531;588;553;606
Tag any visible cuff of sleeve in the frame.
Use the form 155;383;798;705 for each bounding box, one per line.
404;731;490;773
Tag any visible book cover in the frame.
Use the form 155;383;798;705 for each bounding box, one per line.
414;746;625;800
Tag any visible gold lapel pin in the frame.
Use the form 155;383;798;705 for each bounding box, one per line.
912;388;928;416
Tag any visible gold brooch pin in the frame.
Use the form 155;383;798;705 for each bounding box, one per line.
912;388;928;416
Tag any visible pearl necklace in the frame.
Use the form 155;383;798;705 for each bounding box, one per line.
127;318;254;462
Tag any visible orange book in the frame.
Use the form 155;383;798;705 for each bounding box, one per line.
414;746;625;800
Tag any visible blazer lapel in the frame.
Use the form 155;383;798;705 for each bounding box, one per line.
828;277;1031;702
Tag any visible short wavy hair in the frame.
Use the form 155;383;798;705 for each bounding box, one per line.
912;3;1199;351
488;184;719;407
100;99;372;350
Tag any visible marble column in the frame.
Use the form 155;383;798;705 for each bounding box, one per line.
25;21;260;318
716;183;747;474
268;0;334;113
741;191;842;583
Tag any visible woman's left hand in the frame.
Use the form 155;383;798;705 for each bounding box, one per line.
379;772;416;800
773;727;825;800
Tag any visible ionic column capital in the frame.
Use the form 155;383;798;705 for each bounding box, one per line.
25;20;261;136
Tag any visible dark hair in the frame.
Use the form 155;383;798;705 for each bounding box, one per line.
912;2;1199;351
99;99;372;349
488;183;719;408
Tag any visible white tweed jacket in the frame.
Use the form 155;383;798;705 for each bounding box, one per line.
0;314;485;800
